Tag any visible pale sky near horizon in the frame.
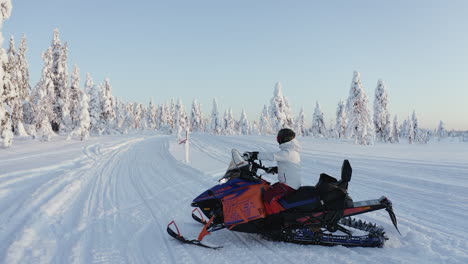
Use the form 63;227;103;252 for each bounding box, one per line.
3;0;468;130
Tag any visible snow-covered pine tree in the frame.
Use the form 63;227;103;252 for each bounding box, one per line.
407;117;414;144
121;102;135;133
69;65;81;130
411;110;420;143
169;98;176;130
139;103;149;130
86;73;101;135
239;109;250;135
295;107;307;137
18;36;34;130
269;82;293;131
311;102;327;137
158;102;171;133
69;87;91;141
437;120;446;139
250;121;259;135
58;42;72;134
0;0;12;147
32;48;56;141
391;115;400;143
210;98;221;134
259;105;272;135
346;71;374;145
17;36;30;100
6;36;28;137
174;99;188;139
335;100;346;139
49;29;69;132
373;79;391;142
99;78;116;134
223;108;236;135
132;102;142;129
190;99;203;132
400;118;409;139
148;100;158;129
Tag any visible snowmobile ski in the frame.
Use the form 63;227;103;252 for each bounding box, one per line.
167;219;223;250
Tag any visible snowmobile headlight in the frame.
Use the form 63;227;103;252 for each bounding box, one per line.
219;178;228;184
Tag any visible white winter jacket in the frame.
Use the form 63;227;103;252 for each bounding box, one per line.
257;139;302;189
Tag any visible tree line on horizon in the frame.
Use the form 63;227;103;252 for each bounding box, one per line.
0;2;461;148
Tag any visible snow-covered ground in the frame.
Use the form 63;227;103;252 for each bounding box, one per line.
1;133;467;264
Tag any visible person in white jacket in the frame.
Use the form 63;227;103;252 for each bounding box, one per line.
243;128;302;214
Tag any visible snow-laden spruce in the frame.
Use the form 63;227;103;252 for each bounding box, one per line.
210;98;221;135
346;71;374;145
0;0;13;147
174;99;188;139
391;115;400;143
148;100;158;130
373;79;391;142
295;107;307;137
86;73;101;135
239;109;250;135
269;82;294;130
190;99;203;132
259;105;272;135
99;79;116;134
437;120;446;139
31;48;56;141
335;100;346;139
311;102;327;138
223;108;236;135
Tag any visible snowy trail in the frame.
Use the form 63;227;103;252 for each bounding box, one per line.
1;134;467;263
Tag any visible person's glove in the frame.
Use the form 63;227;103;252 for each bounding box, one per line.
242;151;258;161
265;166;278;174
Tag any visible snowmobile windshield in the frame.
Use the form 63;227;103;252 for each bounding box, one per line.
219;149;249;182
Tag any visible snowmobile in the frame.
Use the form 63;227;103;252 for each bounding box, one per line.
167;149;400;249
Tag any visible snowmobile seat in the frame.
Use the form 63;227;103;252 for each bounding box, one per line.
279;186;322;211
315;173;352;210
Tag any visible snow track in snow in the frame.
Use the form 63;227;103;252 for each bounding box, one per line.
1;134;467;263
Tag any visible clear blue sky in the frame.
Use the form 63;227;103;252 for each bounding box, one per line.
4;0;468;130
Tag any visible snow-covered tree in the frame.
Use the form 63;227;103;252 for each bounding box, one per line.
69;65;81;129
259;105;272;135
50;29;70;132
335;100;346;139
269;82;294;131
31;48;56;141
6;36;28;136
190;99;203;132
311;102;327;137
0;0;12;147
391;115;400;143
239;109;250;135
86;73;101;135
210;98;221;134
158;102;171;133
174;99;188;138
407;117;415;144
17;35;33;131
411;110;420;143
373;79;391;142
346;71;374;145
295;107;307;137
250;121;259;135
223;108;236;135
69;88;90;141
437;120;446;139
99;78;116;133
17;36;30;101
148;100;158;129
400;118;409;139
